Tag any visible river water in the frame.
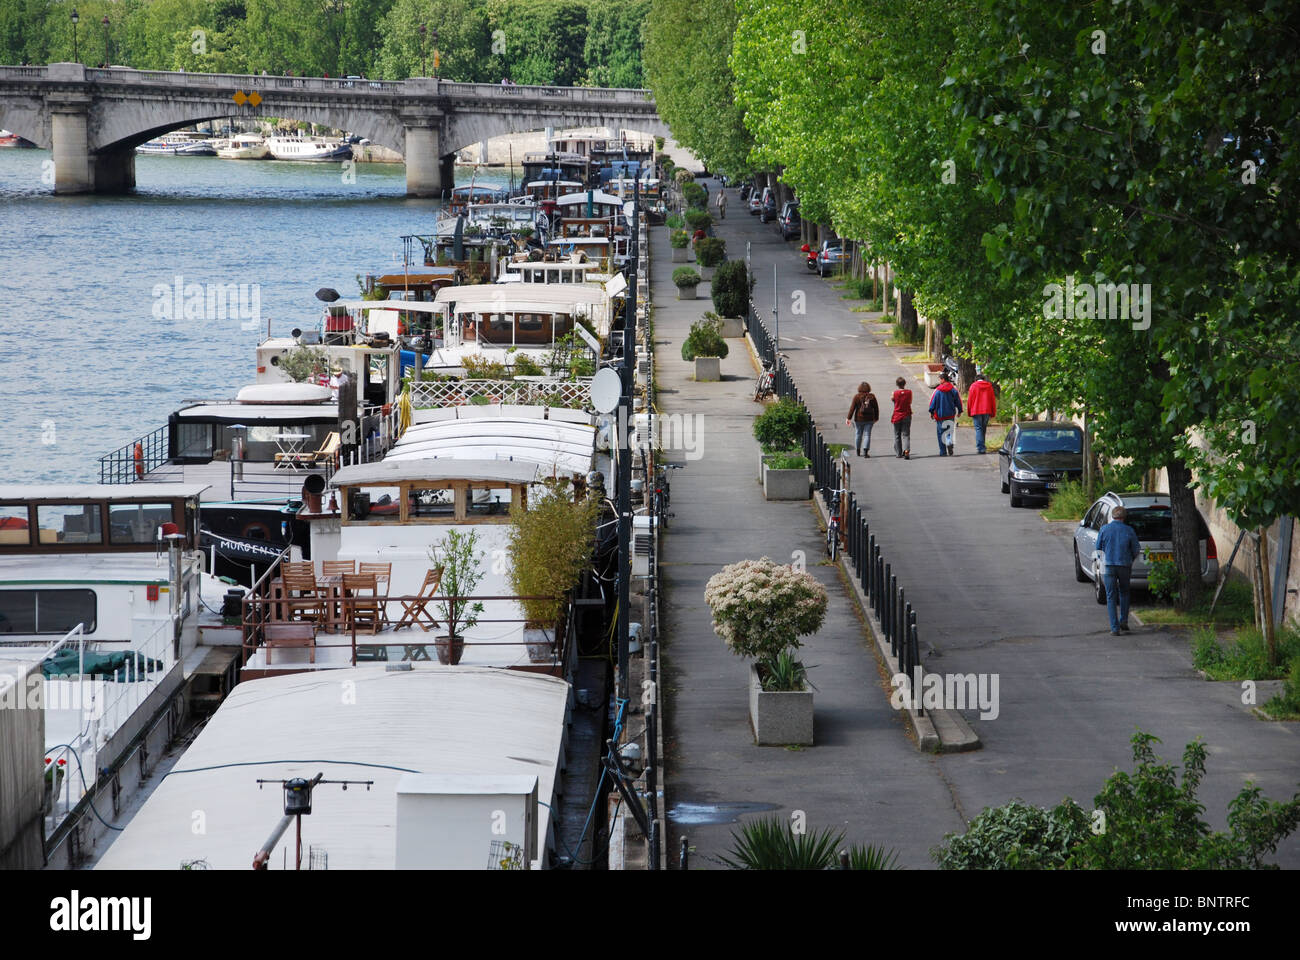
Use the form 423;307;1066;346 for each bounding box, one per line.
0;150;515;483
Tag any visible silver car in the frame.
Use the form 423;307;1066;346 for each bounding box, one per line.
1072;492;1219;604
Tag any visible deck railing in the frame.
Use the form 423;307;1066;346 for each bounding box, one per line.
407;377;591;409
99;424;169;484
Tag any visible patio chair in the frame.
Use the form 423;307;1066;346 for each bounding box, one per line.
342;573;383;635
322;559;356;577
264;623;316;665
274;431;341;468
393;566;444;632
281;571;325;625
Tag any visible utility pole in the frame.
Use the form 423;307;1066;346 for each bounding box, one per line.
772;263;779;355
616;180;640;702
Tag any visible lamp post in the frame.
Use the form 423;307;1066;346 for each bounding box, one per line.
417;23;426;77
71;8;80;64
101;14;110;67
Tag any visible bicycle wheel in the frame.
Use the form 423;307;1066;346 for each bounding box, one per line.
830;524;839;561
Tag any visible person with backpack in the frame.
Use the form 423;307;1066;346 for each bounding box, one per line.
966;369;997;454
891;377;912;459
845;382;880;457
928;371;962;456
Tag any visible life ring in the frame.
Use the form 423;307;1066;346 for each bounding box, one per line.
133;442;144;479
241;522;273;541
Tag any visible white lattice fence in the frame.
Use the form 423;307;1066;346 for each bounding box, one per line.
408;378;591;409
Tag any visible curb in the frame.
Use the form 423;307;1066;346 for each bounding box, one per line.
813;493;982;754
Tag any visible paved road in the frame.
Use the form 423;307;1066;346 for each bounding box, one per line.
663;185;1300;868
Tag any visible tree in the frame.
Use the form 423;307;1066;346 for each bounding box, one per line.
583;0;650;88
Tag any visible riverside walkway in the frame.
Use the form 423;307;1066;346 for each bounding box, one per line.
658;179;1300;869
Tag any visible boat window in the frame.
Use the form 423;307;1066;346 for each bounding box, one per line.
467;485;513;518
0;588;96;635
349;488;402;522
0;504;32;546
176;422;213;459
37;503;103;545
109;503;175;545
407;486;456;519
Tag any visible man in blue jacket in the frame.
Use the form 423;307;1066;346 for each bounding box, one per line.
927;373;962;456
1094;506;1142;635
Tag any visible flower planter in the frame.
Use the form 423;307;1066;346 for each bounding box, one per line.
718;315;744;338
924;363;944;387
694;356;721;381
677;285;699;300
524;626;555;663
762;462;811;500
698;265;715;281
749;663;813;745
671;246;688;262
434;634;465;665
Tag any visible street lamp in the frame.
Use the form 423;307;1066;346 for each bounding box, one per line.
418;23;426;77
102;15;110;67
71;8;80;64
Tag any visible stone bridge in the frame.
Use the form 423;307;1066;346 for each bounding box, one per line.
0;63;668;195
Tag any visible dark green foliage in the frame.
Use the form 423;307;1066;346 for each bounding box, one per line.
718;815;900;870
710;259;752;317
752;397;809;453
680;315;726;359
933;798;1092;870
693;236;725;267
671;266;701;289
683;208;712;232
682;181;706;208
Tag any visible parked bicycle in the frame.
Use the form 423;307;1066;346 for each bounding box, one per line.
654;462;682;530
754;358;776;401
825;486;846;561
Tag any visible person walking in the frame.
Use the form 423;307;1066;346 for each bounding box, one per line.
845;382;879;457
967;369;996;454
1094;506;1142;635
927;371;962;456
715;189;727;220
891;376;912;459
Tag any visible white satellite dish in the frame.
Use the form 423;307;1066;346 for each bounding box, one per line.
590;366;622;414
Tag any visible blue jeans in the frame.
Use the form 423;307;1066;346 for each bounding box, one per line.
935;419;954;455
1104;565;1132;632
853;420;874;453
973;414;991;453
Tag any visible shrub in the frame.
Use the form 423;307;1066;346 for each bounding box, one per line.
1264;658;1300;719
933;798;1093;869
753;397;810;452
277;345;329;383
671;267;702;289
675;168;694;183
680;316;727;360
765;453;810;470
682;181;706;208
1144;552;1180;603
694;236;726;267
1041;480;1092;521
669;229;689;249
511;354;543;377
505;479;600;628
684;208;712;233
665;213;684;230
711;259;753;317
462;355;509;379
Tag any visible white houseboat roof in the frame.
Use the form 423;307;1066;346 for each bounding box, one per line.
0;483;209;501
0;552;178;584
94;666;570;870
433;284;611;312
386;419;595;477
555;190;624;208
174;402;339;423
330;457;541;488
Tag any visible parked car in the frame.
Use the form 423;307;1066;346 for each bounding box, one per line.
997;421;1084;506
1072;492;1219;603
759;187;777;222
739;183;753;202
748;190;763;215
815;241;849;277
778;201;800;239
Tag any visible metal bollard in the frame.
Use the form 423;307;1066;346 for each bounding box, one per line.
680;836;689;870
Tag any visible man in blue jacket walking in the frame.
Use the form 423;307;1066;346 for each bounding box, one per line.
927;373;962;456
1095;506;1142;635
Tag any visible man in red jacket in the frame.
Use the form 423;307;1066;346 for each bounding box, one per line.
891;376;912;459
967;369;997;454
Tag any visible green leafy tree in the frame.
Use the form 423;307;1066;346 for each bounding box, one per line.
582;0;650;87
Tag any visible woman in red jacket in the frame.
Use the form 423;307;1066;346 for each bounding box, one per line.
967;369;997;454
891;376;912;459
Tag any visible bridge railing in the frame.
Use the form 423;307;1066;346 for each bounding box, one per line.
0;65;47;79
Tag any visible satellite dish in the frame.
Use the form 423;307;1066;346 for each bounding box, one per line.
590;367;621;414
315;287;340;302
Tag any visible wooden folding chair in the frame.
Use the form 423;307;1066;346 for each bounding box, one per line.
281;560;315;579
359;561;393;628
264;623;316;665
323;559;356;577
342;573;383;635
281;572;325;625
393;567;444;632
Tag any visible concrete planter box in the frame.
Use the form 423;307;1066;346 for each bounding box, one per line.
698;264;715;281
924;364;944;387
676;285;699;300
671;246;688;262
718;315;744;338
749;663;813;745
694;356;721;381
762;462;811;500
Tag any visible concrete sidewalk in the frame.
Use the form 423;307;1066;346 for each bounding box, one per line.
654;213;963;869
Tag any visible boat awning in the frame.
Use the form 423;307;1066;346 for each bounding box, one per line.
0;483;209;501
330;458;540;488
174;403;339;423
433;284;610;312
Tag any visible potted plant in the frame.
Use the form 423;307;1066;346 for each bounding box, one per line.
429;529;486;665
753;397;812;499
669;229;690;262
681;314;729;381
704;557;827;745
506;480;600;663
683;181;707;209
694;236;725;280
278;344;329;383
673;266;702;301
684;208;713;235
711;260;753;336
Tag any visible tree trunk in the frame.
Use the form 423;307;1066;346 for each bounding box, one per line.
1258;527;1277;666
897;289;919;342
882;262;891;314
937;317;953;363
1166;459;1204;609
956;351;976;395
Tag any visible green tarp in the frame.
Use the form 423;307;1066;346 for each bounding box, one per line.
40;649;164;682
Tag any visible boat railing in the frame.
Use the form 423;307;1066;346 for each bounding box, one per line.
99;424;170;484
240;591;576;674
407;377;590;410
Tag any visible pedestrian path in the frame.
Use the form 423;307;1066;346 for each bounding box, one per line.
653;206;962;869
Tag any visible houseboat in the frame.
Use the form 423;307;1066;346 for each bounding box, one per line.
214;134;270;159
136;134;217;156
266;136;351;161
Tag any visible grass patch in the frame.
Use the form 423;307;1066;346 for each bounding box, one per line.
851;304;881;313
984;428;1007;452
1190;621;1300;682
1135;578;1254;628
898;352;931;363
827;443;849;457
1264;660;1300;719
1040;480;1092;521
